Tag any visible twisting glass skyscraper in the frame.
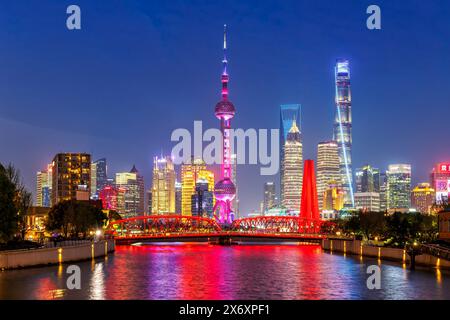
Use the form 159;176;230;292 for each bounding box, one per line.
333;59;354;208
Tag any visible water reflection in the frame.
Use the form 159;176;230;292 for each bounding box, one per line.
0;244;448;300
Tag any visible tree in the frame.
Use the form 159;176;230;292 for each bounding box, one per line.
0;164;19;243
359;211;386;240
46;200;107;238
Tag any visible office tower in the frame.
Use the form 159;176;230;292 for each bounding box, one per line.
151;156;176;215
280;104;301;204
323;181;345;212
231;153;239;218
147;189;152;214
115;165;145;218
411;183;435;214
90;158;107;199
379;172;388;211
181;158;214;216
300;160;320;221
355;165;380;193
316;141;340;210
191;179;214;218
281;120;303;212
354;192;380;212
387;164;412;211
175;181;182;214
51;153;91;205
213;25;236;224
430;163;450;204
36;163;53;207
99;185;119;211
333;59;354;208
263;182;276;213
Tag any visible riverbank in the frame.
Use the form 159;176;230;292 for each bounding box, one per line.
322;239;450;269
0;239;115;270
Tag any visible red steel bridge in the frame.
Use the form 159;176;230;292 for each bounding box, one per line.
106;215;328;245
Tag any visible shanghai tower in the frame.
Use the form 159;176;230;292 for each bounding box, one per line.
333;59;354;208
213;25;236;224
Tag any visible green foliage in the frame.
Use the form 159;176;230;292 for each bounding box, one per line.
336;211;438;247
0;164;19;243
46;200;107;238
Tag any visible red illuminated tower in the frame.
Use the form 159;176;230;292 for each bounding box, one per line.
300;160;320;222
213;25;236;224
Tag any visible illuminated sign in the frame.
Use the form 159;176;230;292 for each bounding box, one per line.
436;163;450;173
435;179;450;202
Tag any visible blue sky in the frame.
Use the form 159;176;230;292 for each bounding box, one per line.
0;0;449;214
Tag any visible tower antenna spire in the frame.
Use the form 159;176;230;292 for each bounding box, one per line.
222;24;228;76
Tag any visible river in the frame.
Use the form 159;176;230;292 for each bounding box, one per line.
0;243;448;299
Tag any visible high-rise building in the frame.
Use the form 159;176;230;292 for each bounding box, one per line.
115;165;145;218
411;183;435;214
280;104;301;204
316;141;340;210
175;181;182;214
51;153;91;205
181;159;214;216
354;192;380;212
36;163;53;207
90;158;107;199
213;25;236;224
99;185;119;211
146;189;152;214
333;59;354;208
430;163;450;204
191;179;214;218
151;156;176;215
281;120;303;212
355;165;380;193
322;181;345;212
379;172;388;211
263;182;276;213
387;164;412;211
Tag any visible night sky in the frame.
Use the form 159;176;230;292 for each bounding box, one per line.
0;0;449;214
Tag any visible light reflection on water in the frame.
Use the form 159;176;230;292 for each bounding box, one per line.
0;243;448;300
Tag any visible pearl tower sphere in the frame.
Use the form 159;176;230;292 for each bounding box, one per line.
213;24;236;224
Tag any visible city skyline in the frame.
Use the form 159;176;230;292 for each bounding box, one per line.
1;1;450;215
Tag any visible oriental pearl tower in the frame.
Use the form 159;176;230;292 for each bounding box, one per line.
213;24;236;224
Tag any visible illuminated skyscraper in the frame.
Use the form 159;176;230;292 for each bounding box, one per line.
151;156;176;215
213;25;236;223
181;159;214;216
387;164;412;211
379;172;388;211
263;182;276;214
115;165;145;218
334;59;354;208
281;120;303;212
280;104;301;204
175;181;182;214
99;185;118;211
90;158;107;199
51;153;91;205
355;165;380;193
36;163;53;207
430;163;450;204
316;141;340;210
191;179;214;218
322;181;345;212
411;183;435;214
